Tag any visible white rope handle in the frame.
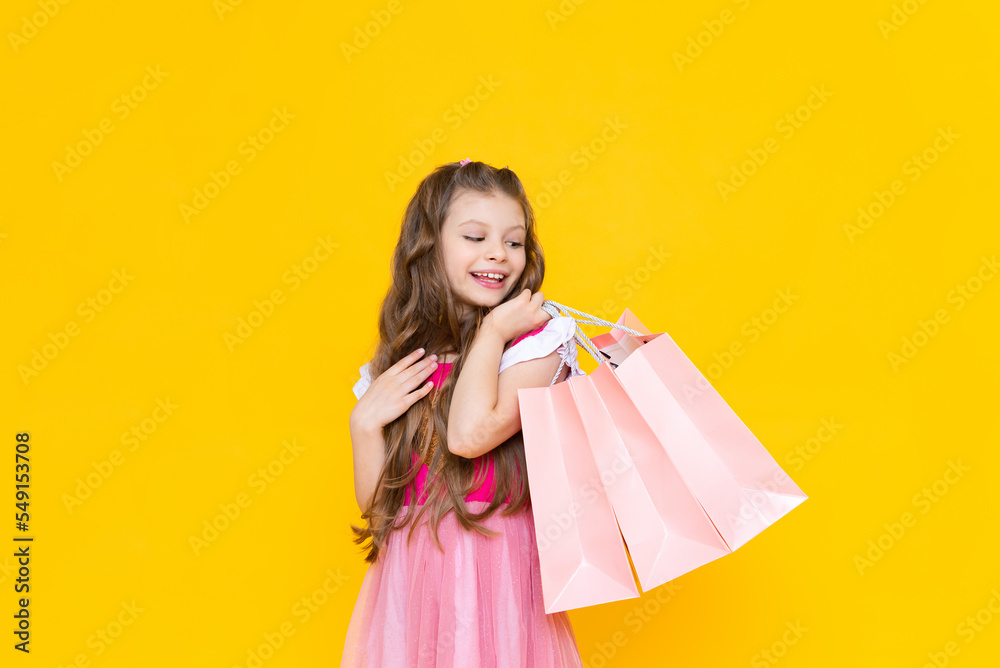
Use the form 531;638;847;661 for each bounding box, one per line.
540;299;644;370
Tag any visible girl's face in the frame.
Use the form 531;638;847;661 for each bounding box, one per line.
440;190;527;318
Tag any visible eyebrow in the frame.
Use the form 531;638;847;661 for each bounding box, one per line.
458;219;525;233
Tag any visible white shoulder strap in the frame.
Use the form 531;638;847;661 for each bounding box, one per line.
498;316;585;382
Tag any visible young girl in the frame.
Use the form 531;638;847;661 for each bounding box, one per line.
342;159;587;667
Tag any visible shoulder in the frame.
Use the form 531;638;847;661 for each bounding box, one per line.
498;316;586;379
509;322;548;348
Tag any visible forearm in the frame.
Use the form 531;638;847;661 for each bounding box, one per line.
349;420;387;514
448;318;507;457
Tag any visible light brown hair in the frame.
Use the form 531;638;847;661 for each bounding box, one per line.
350;160;545;564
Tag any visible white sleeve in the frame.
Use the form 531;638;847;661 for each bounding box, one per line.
352;362;373;400
498;315;586;380
353;317;585;398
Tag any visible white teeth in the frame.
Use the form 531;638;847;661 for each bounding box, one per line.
473;272;504;281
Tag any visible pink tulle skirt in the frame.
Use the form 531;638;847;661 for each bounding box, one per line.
341;501;583;667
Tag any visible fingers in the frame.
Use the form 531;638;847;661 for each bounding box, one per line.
389;347;428;374
516;288;545;305
406;375;436;404
399;354;438;387
402;360;438;405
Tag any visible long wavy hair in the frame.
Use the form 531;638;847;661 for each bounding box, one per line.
350;160;545;564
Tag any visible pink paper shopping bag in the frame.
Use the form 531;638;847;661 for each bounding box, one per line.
577;361;734;592
589;307;809;552
518;379;641;614
518;301;808;611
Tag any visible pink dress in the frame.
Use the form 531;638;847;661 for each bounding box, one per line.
343;318;587;667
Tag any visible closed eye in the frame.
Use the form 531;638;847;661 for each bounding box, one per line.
464;236;524;248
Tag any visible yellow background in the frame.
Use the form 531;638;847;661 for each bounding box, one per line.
2;0;998;665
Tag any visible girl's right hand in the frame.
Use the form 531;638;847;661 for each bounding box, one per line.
486;288;551;343
349;348;439;434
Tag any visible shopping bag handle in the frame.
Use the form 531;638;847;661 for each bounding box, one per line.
540;299;644;370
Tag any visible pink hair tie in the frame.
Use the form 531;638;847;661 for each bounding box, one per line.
459;158;471;166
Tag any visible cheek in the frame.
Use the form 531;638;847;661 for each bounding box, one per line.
440;243;463;275
456;248;479;271
514;251;527;272
446;252;475;283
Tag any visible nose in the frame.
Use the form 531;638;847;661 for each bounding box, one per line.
486;239;507;263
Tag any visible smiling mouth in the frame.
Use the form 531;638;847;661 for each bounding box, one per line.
470;272;506;288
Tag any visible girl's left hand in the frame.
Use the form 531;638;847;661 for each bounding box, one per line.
486;289;551;342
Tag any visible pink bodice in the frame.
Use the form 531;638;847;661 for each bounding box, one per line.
402;325;546;506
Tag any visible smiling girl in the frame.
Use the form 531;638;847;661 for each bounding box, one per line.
342;159;586;667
